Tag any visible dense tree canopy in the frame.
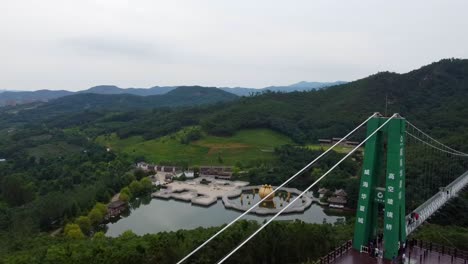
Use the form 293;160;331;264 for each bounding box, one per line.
0;59;467;263
1;220;354;264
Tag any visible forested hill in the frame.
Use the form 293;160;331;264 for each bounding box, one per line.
0;81;345;106
1;58;468;263
202;59;468;148
3;59;467;149
0;89;73;105
79;85;175;95
14;86;238;114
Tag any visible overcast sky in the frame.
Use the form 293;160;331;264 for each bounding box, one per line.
2;0;468;91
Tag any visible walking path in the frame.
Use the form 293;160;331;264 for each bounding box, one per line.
152;178;327;215
152;177;249;206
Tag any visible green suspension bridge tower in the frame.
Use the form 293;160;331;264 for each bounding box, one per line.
178;112;468;264
352;114;406;260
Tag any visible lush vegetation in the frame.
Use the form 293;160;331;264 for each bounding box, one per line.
96;127;293;166
1;59;468;262
0;144;132;228
0;125;138;259
1;220;354;264
412;224;468;251
411;190;468;251
201;59;468;148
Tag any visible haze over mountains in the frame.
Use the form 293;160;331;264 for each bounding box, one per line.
31;86;239;113
3;59;467;145
0;81;345;106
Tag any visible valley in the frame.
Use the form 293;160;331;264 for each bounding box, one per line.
1;59;468;263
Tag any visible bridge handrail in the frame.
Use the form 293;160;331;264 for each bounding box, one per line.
446;170;468;190
317;240;353;264
406;170;468;235
411;239;468;260
407;170;468;218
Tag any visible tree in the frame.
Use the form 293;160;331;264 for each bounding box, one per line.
1;174;35;206
134;169;146;180
344;178;360;209
75;216;91;234
88;208;104;226
121;186;132;197
45;245;68;263
93;231;106;239
140;177;153;193
129;180;143;196
94;202;108;216
119;192;129;203
120;230;137;240
67;227;85;239
64;223;84;239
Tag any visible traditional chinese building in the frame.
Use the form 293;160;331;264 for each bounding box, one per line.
106;200;127;219
199;166;233;179
327;189;348;208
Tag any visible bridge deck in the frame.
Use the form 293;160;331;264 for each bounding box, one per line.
406;170;468;235
332;247;466;264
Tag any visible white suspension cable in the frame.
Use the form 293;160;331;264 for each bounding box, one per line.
176;112;378;264
406;121;467;155
405;131;468;157
216;114;398;264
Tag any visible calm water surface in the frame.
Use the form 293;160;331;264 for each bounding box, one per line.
106;196;344;237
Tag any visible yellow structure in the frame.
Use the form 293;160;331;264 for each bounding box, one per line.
258;184;274;201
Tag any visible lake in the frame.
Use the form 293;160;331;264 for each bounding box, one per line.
106;196;345;237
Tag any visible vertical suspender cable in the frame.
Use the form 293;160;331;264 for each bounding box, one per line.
423;131;429;201
430;140;435;195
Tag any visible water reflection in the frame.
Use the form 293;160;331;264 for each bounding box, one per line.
235;190;300;209
106;197;345;237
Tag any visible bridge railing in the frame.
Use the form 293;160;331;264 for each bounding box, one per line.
316;240;353;264
406;170;468;235
411;239;468;261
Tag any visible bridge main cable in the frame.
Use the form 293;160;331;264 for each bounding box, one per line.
176;112;379;264
405;131;468;156
216;114;398;264
406;121;468;155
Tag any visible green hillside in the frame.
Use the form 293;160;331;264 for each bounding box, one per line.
21;58;464;150
97;128;293;166
202;59;468;148
1;59;468;263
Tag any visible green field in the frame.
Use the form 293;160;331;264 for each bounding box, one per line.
96;128;293;166
306;144;359;154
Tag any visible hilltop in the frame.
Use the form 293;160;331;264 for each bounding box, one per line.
2;59;467;148
202;59;468;147
0;81;345;106
0;89;73;106
4;86;238;115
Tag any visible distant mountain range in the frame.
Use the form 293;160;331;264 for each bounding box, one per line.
219;81;346;96
0;81;345;106
5;86;239;116
79;85;176;96
0;90;74;106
